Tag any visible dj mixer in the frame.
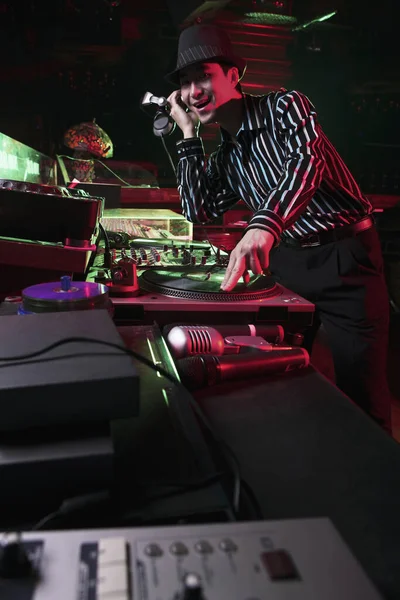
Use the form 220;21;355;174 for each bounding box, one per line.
0;518;382;599
97;237;229;270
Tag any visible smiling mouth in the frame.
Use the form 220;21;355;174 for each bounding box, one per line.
193;99;211;111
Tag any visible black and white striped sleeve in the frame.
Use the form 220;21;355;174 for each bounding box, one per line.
246;90;325;240
176;137;240;224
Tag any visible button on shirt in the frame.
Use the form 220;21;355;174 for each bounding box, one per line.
176;90;371;242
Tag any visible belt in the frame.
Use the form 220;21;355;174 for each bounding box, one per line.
281;216;374;248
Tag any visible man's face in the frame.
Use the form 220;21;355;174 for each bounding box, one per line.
179;62;238;125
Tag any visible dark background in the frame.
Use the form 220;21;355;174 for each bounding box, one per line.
0;0;399;192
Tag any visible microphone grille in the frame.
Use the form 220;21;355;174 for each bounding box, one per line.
167;325;224;359
177;355;219;390
188;327;212;354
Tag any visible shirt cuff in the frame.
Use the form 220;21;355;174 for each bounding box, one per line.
176;137;204;159
246;209;284;244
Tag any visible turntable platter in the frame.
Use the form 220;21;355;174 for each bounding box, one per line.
139;267;278;302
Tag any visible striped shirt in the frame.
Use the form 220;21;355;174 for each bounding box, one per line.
176;89;372;242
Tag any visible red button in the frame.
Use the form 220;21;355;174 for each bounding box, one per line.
261;549;300;581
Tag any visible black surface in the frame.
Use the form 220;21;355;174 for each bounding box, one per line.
0;310;139;431
195;369;400;600
0;187;100;244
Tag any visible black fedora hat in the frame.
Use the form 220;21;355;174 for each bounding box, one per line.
166;23;247;85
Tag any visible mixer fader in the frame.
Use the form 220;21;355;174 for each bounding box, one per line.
102;237;228;270
0;518;382;599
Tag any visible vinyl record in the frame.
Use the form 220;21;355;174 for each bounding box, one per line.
139;267;278;302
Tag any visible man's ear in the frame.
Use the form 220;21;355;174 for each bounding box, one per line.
229;66;240;88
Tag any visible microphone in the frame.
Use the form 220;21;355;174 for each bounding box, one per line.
166;324;285;359
167;325;225;359
176;348;310;390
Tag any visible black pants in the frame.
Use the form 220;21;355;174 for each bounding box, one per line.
269;226;392;434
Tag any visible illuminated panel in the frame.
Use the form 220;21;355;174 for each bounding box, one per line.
0;131;56;185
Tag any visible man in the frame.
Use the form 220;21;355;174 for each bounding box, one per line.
166;23;392;433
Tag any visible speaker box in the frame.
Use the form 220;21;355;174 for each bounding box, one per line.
165;0;232;28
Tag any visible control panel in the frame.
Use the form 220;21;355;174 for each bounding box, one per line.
98;238;229;269
0;518;382;599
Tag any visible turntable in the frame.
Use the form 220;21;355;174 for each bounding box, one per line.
111;265;314;332
139;267;278;301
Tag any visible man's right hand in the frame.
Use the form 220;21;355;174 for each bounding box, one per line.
167;90;199;139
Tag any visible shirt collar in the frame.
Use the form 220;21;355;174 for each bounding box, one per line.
220;94;265;143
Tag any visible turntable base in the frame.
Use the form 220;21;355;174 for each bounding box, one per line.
111;266;314;330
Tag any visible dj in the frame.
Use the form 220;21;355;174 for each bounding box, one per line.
165;24;392;434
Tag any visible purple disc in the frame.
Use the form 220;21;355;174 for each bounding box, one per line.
21;280;110;312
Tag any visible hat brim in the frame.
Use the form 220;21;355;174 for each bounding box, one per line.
165;55;247;86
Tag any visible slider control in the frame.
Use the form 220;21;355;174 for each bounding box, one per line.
97;537;129;600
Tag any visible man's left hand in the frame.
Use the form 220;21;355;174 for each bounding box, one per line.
220;229;275;292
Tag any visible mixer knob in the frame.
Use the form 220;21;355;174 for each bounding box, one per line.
201;255;207;266
180;572;204;600
113;233;124;245
0;533;34;579
190;256;196;266
113;268;126;282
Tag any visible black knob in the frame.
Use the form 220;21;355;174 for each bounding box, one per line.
113;268;126;282
0;534;34;579
181;572;204;599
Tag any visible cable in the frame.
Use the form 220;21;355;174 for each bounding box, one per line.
0;337;176;382
161;137;177;178
240;479;264;520
31;491;111;531
96;158;147;188
201;227;218;257
56;154;141;188
31;511;61;531
98;221;112;269
185;395;241;514
31;473;227;531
